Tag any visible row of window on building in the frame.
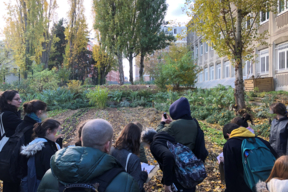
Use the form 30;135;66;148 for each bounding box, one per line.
194;43;214;57
198;43;288;82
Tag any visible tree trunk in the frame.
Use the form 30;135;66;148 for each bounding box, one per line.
41;32;54;69
139;52;145;82
234;8;246;111
117;51;124;85
129;53;133;85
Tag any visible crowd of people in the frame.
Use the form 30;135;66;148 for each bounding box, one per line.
0;89;287;192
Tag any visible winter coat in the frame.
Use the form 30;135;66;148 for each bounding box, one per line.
1;109;22;137
269;116;288;156
37;146;139;192
111;148;148;191
223;128;278;192
16;115;38;145
21;138;59;180
150;131;195;192
257;179;288;192
156;98;198;151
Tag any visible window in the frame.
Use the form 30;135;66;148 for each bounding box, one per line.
261;11;269;23
195;46;198;57
211;43;214;50
210;66;214;80
225;62;230;78
231;65;235;77
205;68;208;81
200;43;203;55
279;51;286;69
278;0;288;13
217;64;221;79
199;72;203;82
174;28;177;34
205;43;208;53
260;50;269;73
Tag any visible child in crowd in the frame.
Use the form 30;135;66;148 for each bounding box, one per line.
256;155;288;192
269;102;288;156
222;123;277;192
20;119;61;192
112;123;147;192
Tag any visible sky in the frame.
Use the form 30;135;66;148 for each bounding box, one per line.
0;0;190;79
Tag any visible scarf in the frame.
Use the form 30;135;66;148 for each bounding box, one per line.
27;113;42;123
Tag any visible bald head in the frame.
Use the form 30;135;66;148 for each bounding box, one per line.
81;119;113;152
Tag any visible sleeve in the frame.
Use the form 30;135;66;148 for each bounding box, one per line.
156;122;166;132
151;144;174;186
128;157;147;191
139;142;148;163
223;143;239;192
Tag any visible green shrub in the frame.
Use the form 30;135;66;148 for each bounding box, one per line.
86;86;109;109
252;120;270;138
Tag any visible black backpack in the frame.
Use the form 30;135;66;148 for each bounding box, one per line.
192;118;208;162
0;126;31;183
58;167;124;192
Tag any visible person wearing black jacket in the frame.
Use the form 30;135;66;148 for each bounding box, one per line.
223;123;278;192
20;119;61;192
16;100;47;145
0;90;23;192
142;129;196;192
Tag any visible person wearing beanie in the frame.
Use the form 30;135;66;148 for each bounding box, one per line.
156;97;198;152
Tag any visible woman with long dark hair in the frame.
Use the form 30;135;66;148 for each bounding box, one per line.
16;100;47;145
0;90;23;192
112;123;148;191
20;119;61;192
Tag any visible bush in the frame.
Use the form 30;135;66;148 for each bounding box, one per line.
252;120;270;138
86;86;109;109
67;80;82;93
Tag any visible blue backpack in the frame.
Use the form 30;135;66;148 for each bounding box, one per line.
167;141;207;189
240;137;276;191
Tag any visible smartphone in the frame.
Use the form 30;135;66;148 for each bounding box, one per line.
163;112;167;119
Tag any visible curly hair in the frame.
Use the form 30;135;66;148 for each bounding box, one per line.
115;123;141;155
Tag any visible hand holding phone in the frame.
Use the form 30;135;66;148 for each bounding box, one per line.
163;112;167;119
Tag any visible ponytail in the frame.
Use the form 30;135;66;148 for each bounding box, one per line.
231;113;253;128
32;119;60;139
23;100;47;114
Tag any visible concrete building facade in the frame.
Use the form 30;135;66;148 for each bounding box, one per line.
188;7;288;91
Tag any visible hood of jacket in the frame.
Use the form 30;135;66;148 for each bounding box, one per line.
21;138;47;157
50;146;123;184
169;97;192;120
267;179;288;192
256;181;269;192
230;127;255;138
153;131;176;146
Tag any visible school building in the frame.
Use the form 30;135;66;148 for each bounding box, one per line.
187;7;288;91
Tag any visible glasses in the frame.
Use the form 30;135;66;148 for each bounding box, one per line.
13;98;22;101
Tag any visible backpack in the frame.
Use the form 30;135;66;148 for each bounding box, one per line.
20;156;41;192
240;137;276;191
0;125;31;183
58;167;124;192
192;118;208;162
167;141;207;189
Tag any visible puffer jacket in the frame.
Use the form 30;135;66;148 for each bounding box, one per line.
37;146;139;192
269;116;288;156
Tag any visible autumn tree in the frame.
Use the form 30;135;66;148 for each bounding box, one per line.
92;44;117;85
93;0;136;85
4;0;58;77
137;0;175;81
0;41;15;83
186;0;278;110
64;0;89;80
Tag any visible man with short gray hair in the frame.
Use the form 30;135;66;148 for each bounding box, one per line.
37;119;139;192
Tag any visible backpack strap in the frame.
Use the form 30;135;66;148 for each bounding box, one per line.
59;167;124;192
0;113;6;139
125;153;132;172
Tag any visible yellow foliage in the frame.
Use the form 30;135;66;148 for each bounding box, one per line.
67;80;82;93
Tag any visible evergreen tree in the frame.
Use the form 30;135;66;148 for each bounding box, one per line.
49;19;67;69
